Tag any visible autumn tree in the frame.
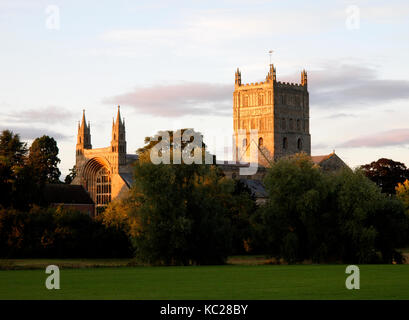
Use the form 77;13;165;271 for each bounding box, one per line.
360;158;409;194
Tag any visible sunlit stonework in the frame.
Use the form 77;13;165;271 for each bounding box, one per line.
233;64;311;166
71;106;136;214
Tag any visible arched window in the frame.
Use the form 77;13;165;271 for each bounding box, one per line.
96;168;111;214
297;138;302;150
258;137;263;147
242;138;247;148
283;137;288;150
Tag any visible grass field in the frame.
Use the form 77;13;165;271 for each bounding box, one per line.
1;263;408;300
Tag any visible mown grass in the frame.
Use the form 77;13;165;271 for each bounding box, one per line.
0;264;408;300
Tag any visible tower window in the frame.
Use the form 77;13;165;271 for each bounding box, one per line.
297;119;301;131
282;118;286;130
258;137;263;147
242;138;247;148
298;138;302;150
283;137;288;150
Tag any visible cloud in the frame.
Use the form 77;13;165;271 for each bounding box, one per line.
104;62;409;118
103;82;233;117
1;125;71;141
96;8;339;58
338;128;409;148
322;113;357;119
308;63;409;108
2;106;75;125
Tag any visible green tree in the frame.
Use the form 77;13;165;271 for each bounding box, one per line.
253;154;408;264
132;130;231;265
133;161;232;265
27;135;61;184
0;130;27;166
0;130;28;208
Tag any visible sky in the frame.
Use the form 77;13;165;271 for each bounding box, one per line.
1;0;409;178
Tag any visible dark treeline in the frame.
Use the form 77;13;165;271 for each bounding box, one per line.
0;130;132;258
0;206;132;258
1;129;409;263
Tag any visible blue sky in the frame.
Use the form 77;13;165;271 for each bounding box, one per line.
1;0;409;177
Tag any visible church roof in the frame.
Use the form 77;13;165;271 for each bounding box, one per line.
43;184;94;205
239;179;268;198
311;152;349;172
119;172;134;188
311;153;334;164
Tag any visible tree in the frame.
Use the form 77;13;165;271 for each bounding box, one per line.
0;130;27;166
132;130;231;265
360;158;409;194
0;130;28;208
27;135;61;184
254;153;331;263
136;128;214;165
64;165;77;184
252;154;409;264
99;195;141;238
226;179;258;254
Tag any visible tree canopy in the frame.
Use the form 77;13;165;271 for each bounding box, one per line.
360;158;409;194
252;154;408;264
27;135;61;184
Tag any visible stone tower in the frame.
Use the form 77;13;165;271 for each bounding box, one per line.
76;110;92;158
233;64;311;165
110;105;127;174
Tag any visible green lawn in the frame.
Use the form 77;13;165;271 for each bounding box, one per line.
0;264;408;300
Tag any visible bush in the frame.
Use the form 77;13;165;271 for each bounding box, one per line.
0;206;133;258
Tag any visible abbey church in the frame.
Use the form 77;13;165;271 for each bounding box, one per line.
71;107;137;213
71;64;347;213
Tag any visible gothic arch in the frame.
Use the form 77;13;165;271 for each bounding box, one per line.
81;157;112;212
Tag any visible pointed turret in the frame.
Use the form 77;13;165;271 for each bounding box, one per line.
115;105;122;126
266;64;276;82
301;69;307;87
111;105;126;155
76;109;92;151
235;68;241;86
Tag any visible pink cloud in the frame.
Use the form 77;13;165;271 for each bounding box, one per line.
103;82;232;118
339;129;409;148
